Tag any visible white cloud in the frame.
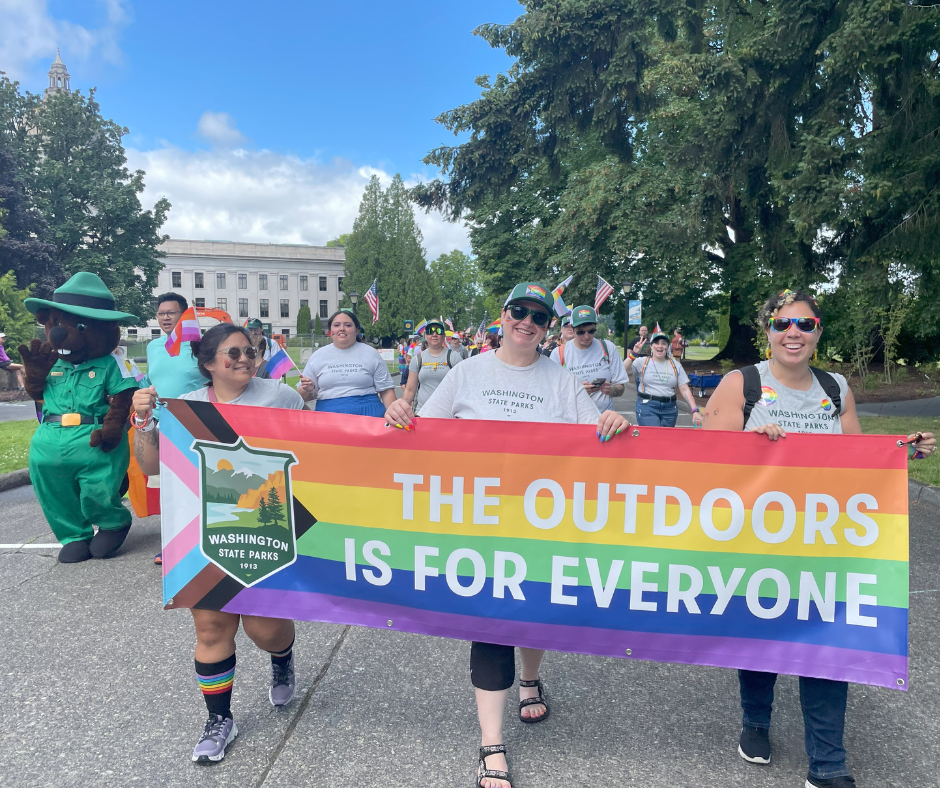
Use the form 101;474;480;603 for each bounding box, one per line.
128;142;470;260
0;0;128;81
196;111;247;148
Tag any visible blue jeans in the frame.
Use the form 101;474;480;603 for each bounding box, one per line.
739;670;850;780
635;398;678;427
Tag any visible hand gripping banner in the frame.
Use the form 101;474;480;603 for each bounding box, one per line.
159;399;910;690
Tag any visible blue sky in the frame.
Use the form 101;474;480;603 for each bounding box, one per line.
1;0;522;256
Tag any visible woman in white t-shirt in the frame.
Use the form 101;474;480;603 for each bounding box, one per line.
624;331;702;427
385;282;631;788
401;319;462;414
131;323;304;765
297;309;396;417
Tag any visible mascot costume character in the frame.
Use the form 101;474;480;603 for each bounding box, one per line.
20;272;141;563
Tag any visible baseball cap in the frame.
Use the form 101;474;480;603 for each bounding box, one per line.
650;332;669;343
561;316;572;327
246;318;263;329
570;305;598;327
504;282;554;315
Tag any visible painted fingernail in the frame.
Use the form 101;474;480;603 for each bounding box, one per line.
615;427;623;435
395;423;404;430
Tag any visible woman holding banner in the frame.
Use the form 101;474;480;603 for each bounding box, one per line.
385;282;631;788
132;323;304;764
296;309;396;416
704;289;935;788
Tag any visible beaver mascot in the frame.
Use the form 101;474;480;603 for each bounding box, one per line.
20;272;141;563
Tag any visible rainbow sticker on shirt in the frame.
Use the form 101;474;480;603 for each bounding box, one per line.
821;398;833;412
525;285;547;298
759;386;777;407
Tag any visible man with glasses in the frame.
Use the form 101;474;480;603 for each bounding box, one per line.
144;293;205;565
550;305;628;413
246;318;280;378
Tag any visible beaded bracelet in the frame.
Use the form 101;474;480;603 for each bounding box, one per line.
131;411;156;433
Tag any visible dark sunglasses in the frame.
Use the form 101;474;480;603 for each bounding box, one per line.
576;328;597;336
217;346;259;361
507;305;551;327
769;317;820;333
426;326;444;335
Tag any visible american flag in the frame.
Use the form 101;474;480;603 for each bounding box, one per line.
594;275;614;311
473;319;485;344
364;279;379;324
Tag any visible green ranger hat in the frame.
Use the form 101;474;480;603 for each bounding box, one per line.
25;272;138;323
570;305;598;327
503;282;554;314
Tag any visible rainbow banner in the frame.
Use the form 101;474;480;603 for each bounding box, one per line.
159;401;910;690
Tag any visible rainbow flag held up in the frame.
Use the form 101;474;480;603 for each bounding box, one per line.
159;405;911;691
165;307;201;356
266;347;295;380
486;318;501;333
415;319;429;335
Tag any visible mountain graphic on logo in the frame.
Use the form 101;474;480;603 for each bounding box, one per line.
205;466;266;504
237;471;287;510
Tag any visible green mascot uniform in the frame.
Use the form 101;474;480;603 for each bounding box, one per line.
20;273;141;564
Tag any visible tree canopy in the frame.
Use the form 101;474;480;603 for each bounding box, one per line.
415;0;940;361
0;77;170;319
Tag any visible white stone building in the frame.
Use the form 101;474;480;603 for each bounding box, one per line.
132;239;346;339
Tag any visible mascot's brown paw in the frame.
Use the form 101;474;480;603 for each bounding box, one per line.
58;540;92;564
89;427;122;452
18;339;57;368
90;526;131;559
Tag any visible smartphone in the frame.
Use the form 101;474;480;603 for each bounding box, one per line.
591;378;606;386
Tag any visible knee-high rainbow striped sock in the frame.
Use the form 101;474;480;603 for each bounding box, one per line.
195;654;236;718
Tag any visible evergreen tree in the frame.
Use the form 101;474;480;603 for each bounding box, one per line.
266;488;285;528
296;303;311;336
257;497;272;526
0;77;170;319
429;250;486;326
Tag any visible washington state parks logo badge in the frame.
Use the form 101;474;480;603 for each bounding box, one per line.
192;438;299;587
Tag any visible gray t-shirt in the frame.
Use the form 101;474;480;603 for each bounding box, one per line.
448;342;469;360
419;350;601;423
410;348;462;413
181;377;305;409
549;338;629;412
738;360;848;434
636;356;690;398
298;342;395;400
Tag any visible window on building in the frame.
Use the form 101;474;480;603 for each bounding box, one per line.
150;297;158;312
300;299;308;309
216;273;226;289
260;299;269;318
280;275;289;291
319;300;329;319
126;328;137;336
337;277;344;292
194;298;206;308
171;271;182;288
259;274;268;290
238;273;247;289
152;328;161;338
319;276;327;291
300;275;308;291
238;298;248;318
280;299;290;318
194;272;204;289
217;298;227;313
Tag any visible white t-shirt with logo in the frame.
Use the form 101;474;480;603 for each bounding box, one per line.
738;361;848;433
550;338;628;412
410;348;462;413
635;356;690;398
419;350;601;423
298;342;395;401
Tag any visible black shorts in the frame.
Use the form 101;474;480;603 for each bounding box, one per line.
470;641;516;691
0;361;11;370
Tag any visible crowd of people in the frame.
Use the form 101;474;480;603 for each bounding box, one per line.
21;275;936;788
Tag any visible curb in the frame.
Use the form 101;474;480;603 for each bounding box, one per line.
909;480;940;509
0;468;31;493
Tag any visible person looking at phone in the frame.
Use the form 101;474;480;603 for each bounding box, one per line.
550;305;628;413
624;331;702;427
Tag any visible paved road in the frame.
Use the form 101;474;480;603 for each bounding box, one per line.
0;399;36;423
1;483;937;788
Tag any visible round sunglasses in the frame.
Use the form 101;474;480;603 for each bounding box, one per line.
506;305;551;327
216;346;259;361
769;317;820;333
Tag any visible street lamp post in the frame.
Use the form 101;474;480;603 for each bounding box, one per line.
621;281;633;350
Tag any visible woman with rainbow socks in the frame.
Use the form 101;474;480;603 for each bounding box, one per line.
132;323;304;763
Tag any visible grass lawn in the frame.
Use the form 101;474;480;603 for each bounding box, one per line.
858;415;940;487
684;345;719;361
0;420;37;474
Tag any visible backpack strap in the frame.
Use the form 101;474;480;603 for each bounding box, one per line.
446;349;453;368
558;343;565;367
810;367;843;414
638;355;650;394
740;365;762;426
599;339;610;366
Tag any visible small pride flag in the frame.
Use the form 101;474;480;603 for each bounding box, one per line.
165;307;201;357
415;319;429;335
266;347;295;380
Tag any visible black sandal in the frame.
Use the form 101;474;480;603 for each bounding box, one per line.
518;677;550;723
477;744;512;788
